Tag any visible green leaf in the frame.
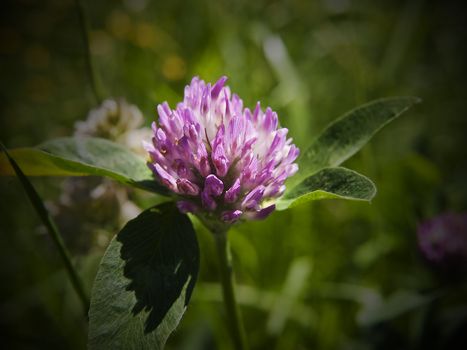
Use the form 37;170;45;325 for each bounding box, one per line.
277;167;376;210
296;97;420;182
0;137;168;195
88;202;199;350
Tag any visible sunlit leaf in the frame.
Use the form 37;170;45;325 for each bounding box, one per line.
0;137;168;195
88;202;199;350
277;167;376;210
295;97;420;183
267;257;312;335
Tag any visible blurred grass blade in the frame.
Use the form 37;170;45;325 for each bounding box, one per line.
0;137;169;195
0;142;90;315
277;167;376;210
74;0;103;104
267;257;312;335
295;97;420;183
357;289;441;327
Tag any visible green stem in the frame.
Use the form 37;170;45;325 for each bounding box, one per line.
214;229;248;350
75;0;103;105
1;143;90;317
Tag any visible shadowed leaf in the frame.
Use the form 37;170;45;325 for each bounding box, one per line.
88;202;199;350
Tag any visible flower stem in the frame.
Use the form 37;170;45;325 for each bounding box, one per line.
214;229;248;350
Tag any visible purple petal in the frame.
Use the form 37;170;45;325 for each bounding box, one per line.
264;107;278;132
221;210;243;223
151;121;158;134
157;102;172;126
231;93;243;114
225;178;241;203
201;87;210;114
154;164;177;190
199;156;211;177
185;124;199;142
253;204;276;220
173;159;189;178
212;126;230;177
176;178;200;196
224;89;232;119
240;137;257;158
156;128;167;142
204;174;224;197
201;191;217;211
286;145;300;163
266;129;287;156
213;145;229;177
241;185;265;210
228;116;243;145
182;108;196;124
264;184;286;198
252;102;261;123
211;76;228;98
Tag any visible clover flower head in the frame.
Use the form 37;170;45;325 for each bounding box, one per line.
75;99;145;138
144;76;299;224
417;213;467;264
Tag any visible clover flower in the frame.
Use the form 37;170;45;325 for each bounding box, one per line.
75;98;144;140
49;98;151;251
144;76;299;224
75;98;152;156
417;213;467;265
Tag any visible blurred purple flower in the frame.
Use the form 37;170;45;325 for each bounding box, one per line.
417;213;467;264
144;76;299;224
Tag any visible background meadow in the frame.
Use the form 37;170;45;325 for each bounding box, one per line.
1;0;467;349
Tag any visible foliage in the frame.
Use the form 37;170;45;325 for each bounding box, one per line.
0;95;416;348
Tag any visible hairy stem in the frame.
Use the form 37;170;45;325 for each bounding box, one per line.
214;229;248;350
